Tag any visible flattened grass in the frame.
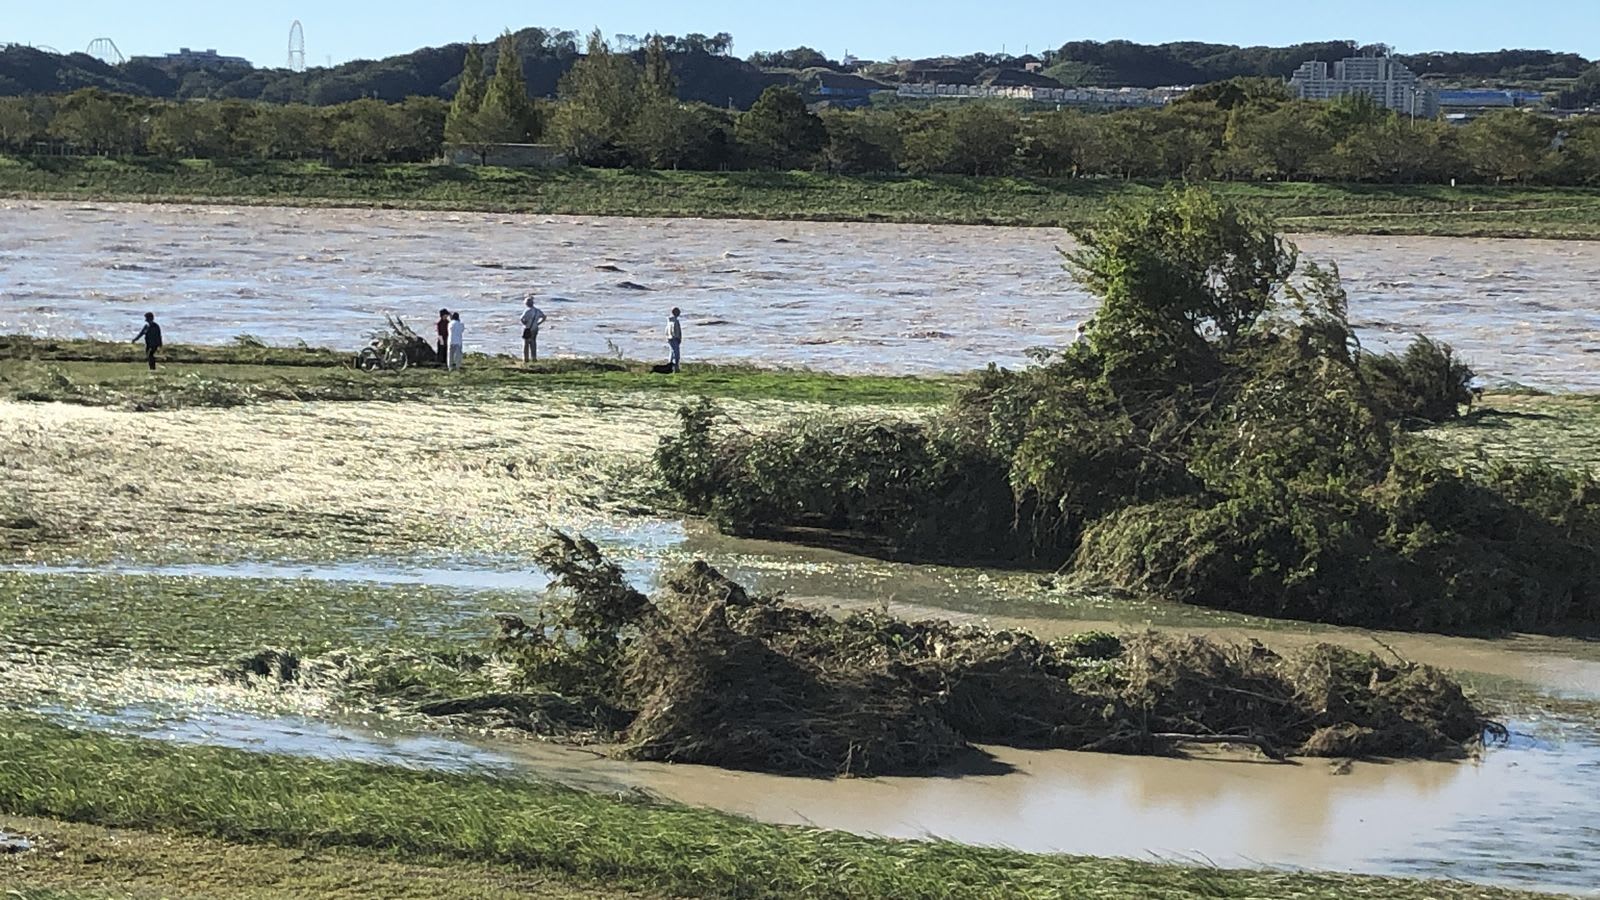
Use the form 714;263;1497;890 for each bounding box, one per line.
0;816;643;900
1425;393;1600;473
0;715;1552;900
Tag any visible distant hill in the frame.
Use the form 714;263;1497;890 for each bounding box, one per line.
0;28;789;108
1040;40;1592;87
2;32;1593;106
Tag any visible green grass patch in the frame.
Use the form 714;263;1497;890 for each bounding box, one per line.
1;815;629;899
4;155;1600;239
1426;393;1600;473
0;714;1549;900
0;338;957;409
0;573;499;669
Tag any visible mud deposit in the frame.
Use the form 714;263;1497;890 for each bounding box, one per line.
4;202;1598;388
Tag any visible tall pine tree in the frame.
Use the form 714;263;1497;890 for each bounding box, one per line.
444;40;486;146
479;31;540;143
642;33;677;102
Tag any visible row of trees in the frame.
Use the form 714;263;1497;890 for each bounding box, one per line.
538;48;1600;184
0;91;446;163
4;71;1600;185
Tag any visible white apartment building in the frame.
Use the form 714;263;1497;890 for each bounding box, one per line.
1290;57;1440;119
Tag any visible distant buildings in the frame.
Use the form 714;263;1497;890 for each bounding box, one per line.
1290;57;1439;118
896;82;1189;108
134;47;251;69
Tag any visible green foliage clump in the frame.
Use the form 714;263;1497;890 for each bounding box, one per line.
1361;335;1477;423
656;400;1033;560
657;186;1599;634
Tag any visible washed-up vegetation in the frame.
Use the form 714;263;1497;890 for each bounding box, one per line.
658;187;1600;634
237;533;1495;776
0;715;1547;900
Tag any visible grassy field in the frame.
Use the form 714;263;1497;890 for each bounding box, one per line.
4;155;1600;239
0;715;1554;900
0;346;1594;897
0;337;958;410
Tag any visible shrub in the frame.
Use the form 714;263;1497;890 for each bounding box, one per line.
1361;336;1476;423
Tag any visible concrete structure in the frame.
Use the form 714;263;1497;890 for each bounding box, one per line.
896;82;1189;108
135;47;251;68
1438;89;1547;110
1290;57;1439;118
444;143;568;169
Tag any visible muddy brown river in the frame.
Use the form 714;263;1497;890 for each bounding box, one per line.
3;201;1598;389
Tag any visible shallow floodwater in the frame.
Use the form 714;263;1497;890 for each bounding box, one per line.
44;696;1600;896
3;202;1598;389
16;536;1600;893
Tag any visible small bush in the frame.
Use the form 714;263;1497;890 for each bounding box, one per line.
1362;336;1476;423
656;402;1035;560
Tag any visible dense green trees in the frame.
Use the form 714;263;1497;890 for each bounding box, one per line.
7;75;1600;187
736;87;826;169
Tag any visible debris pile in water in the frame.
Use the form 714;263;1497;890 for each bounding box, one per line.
229;534;1499;776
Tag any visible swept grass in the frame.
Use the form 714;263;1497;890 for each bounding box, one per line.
4;155;1600;239
0;573;496;667
1424;393;1600;473
0;715;1553;900
1;816;639;900
0;337;958;409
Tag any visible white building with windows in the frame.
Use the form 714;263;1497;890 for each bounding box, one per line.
1290;57;1439;118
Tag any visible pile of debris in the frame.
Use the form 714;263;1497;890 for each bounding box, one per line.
231;533;1500;776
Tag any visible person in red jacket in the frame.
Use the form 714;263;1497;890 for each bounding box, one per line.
435;308;451;366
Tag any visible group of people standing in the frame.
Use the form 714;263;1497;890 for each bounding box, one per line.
131;299;687;373
433;297;685;373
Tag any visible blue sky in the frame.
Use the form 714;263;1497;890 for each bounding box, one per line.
8;1;1597;68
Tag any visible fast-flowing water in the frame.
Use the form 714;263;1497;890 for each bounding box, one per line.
3;201;1598;389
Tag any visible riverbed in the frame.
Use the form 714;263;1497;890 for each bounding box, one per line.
3;201;1599;389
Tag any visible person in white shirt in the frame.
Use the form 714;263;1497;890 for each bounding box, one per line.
666;307;683;373
520;296;548;365
447;312;464;371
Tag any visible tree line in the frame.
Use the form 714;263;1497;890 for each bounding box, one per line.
4;52;1599;185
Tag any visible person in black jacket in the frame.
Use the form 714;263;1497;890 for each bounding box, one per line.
435;308;451;367
132;312;163;370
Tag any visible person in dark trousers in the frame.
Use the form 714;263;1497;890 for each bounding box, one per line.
520;296;548;365
132;312;163;370
435;308;451;367
666;307;683;373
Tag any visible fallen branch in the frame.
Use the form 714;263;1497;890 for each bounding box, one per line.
1150;732;1288;762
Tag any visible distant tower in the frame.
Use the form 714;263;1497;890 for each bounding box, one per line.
87;37;125;65
288;20;306;72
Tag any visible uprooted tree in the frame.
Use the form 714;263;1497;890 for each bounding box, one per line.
656;187;1600;634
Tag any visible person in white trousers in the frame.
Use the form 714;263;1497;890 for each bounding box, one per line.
447;312;464;371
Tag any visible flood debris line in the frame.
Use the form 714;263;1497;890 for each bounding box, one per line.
231;533;1499;777
656;187;1600;634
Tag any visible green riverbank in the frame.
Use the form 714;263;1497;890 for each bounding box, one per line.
4;155;1600;239
0;337;958;409
0;716;1554;900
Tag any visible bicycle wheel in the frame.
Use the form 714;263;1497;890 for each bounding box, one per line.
385;348;409;371
358;349;380;371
